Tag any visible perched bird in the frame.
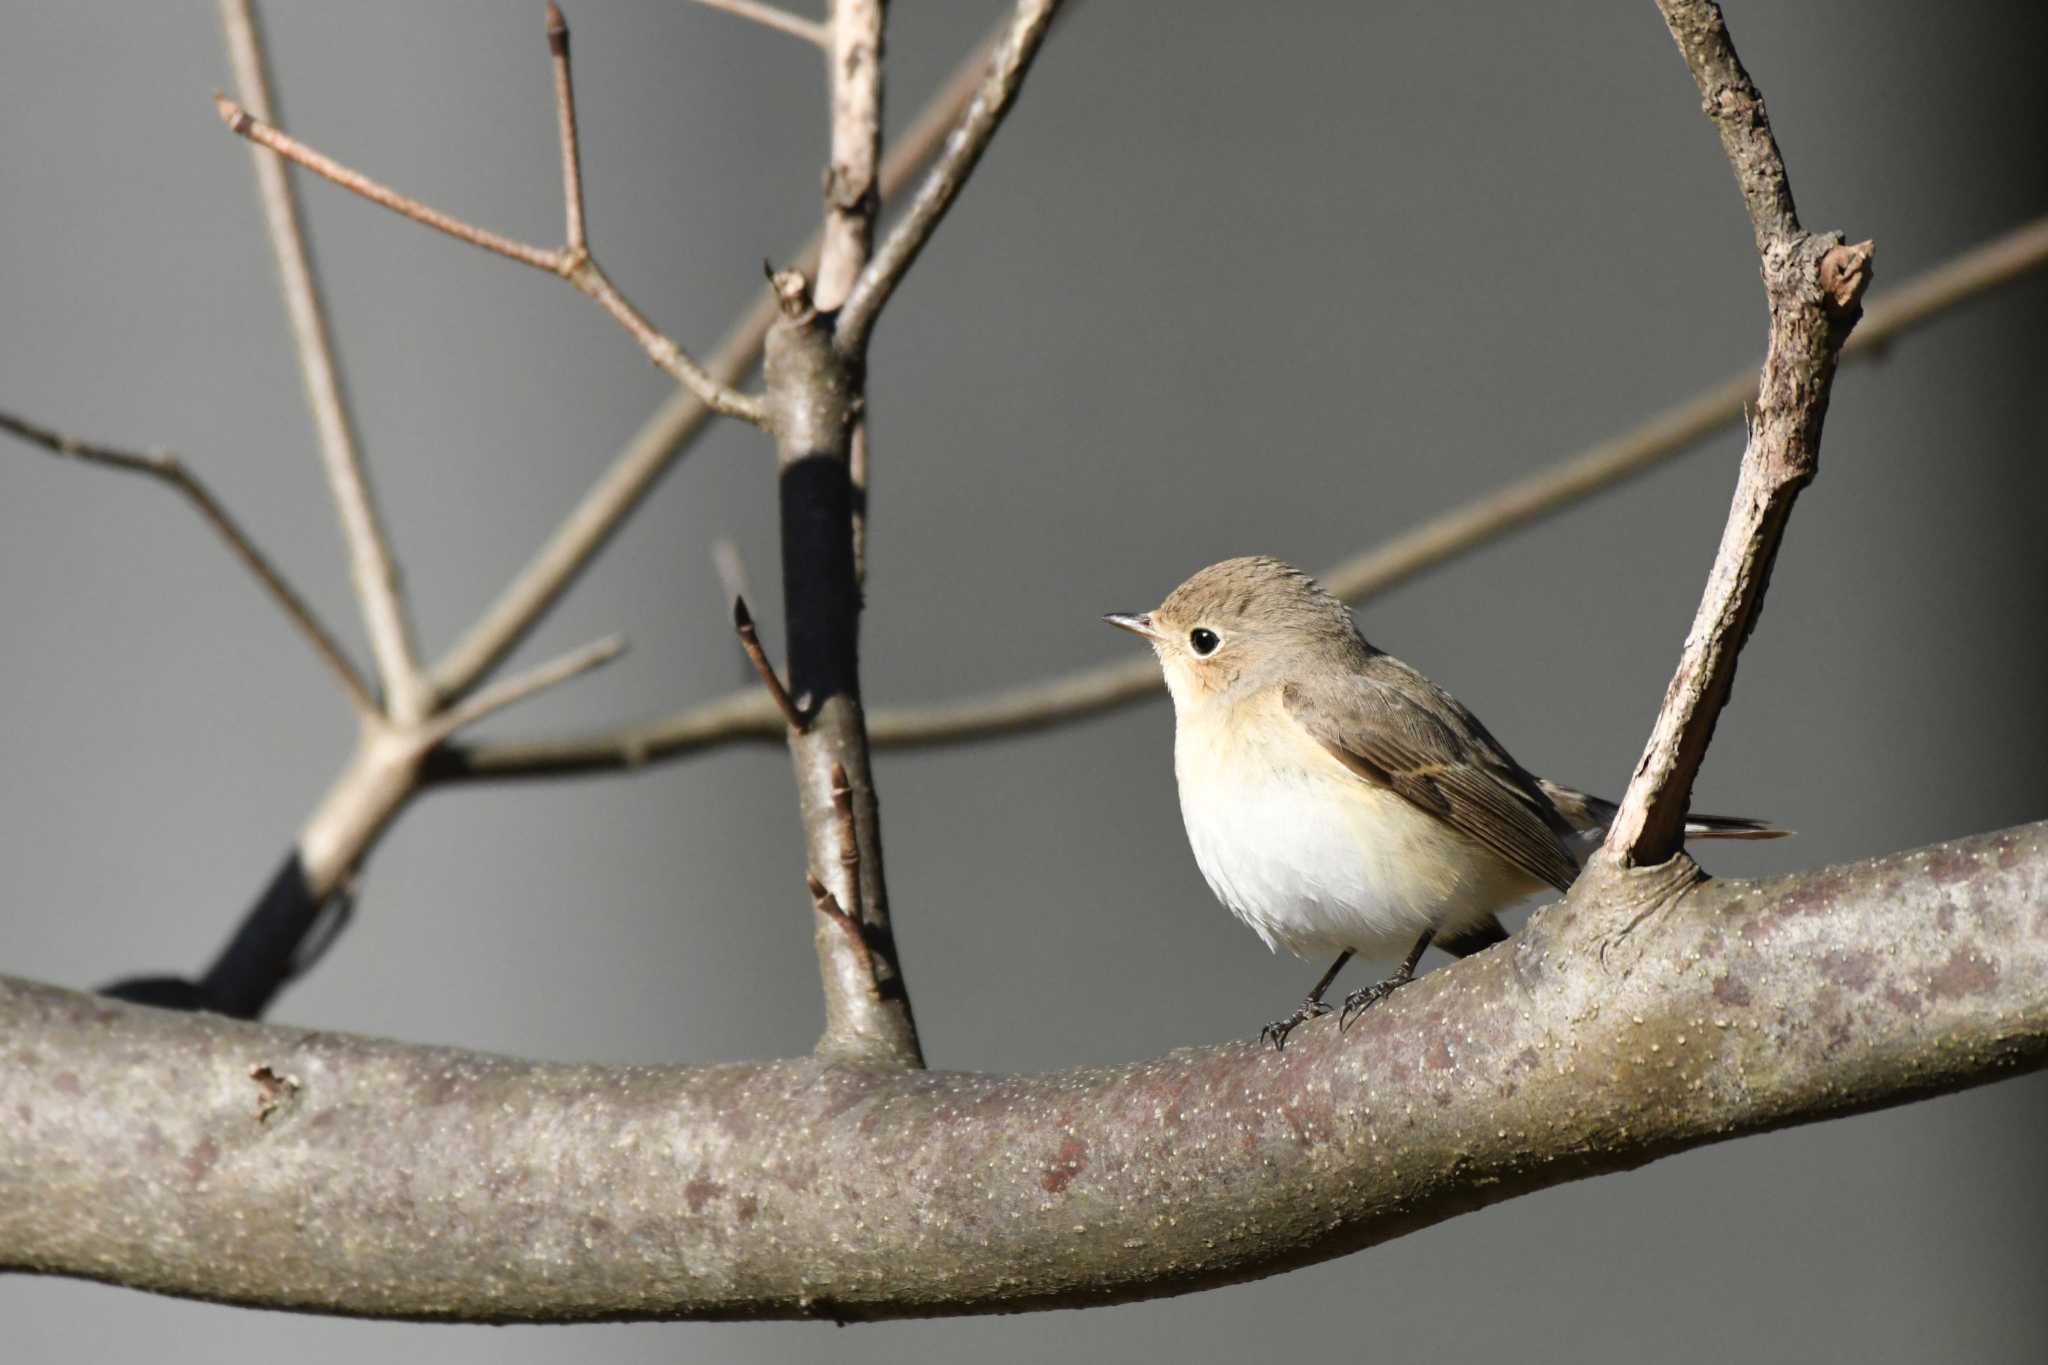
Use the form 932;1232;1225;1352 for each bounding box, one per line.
1106;556;1785;1049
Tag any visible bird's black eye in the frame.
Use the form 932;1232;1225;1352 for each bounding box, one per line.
1189;627;1220;656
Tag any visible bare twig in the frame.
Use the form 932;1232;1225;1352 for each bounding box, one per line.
427;636;624;743
732;597;807;732
835;0;1065;356
212;9;767;427
545;2;586;254
214;95;559;268
432;207;2048;779
696;0;829;50
710;539;753;615
805;872;876;981
425;18;1007;703
1598;0;1872;868
0;410;374;716
217;0;429;722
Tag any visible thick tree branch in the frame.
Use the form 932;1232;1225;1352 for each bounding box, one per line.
0;409;375;716
1602;0;1872;867
426;209;2048;780
218;0;430;721
5;821;2042;1321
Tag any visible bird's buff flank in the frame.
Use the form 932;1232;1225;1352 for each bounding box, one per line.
1107;556;1785;1049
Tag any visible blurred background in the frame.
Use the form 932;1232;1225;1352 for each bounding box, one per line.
3;2;2046;1361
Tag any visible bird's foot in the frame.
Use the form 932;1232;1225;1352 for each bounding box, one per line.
1259;997;1334;1051
1339;970;1417;1030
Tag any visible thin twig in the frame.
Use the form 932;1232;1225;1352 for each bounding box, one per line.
805;872;875;980
427;635;625;742
0;410;375;715
696;0;830;50
213;46;766;427
733;597;807;733
424;12;1010;703
1598;0;1871;867
545;2;586;254
217;0;429;722
215;94;557;266
429;208;2048;781
835;0;1065;355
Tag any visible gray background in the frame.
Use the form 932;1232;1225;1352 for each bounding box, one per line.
4;2;2045;1361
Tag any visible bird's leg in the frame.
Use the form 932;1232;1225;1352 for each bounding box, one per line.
1340;931;1433;1030
1260;950;1353;1051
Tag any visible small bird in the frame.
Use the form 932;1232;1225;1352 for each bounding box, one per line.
1106;556;1785;1049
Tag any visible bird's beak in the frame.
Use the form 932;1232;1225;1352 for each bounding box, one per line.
1102;611;1162;641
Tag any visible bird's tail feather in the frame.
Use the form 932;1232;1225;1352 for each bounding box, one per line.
1538;780;1792;843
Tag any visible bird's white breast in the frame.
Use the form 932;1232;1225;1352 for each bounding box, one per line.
1173;694;1538;961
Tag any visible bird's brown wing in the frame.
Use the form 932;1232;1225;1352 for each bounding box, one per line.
1282;662;1581;894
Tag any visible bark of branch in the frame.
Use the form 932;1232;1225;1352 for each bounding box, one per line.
1601;0;1872;867
6;821;2042;1321
432;210;2048;781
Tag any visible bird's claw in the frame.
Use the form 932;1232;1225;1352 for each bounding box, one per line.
1259;998;1333;1051
1339;973;1415;1030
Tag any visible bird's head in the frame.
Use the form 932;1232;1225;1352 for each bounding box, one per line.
1105;556;1364;711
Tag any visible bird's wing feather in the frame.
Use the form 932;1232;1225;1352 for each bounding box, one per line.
1282;662;1581;894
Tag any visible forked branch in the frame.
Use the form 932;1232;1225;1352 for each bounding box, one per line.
424;13;1013;702
213;6;766;426
835;0;1066;355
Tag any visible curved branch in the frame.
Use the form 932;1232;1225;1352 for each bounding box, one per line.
4;821;2042;1320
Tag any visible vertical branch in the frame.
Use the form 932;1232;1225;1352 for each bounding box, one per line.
1597;0;1873;869
764;270;920;1065
217;0;431;723
546;2;587;256
816;0;885;311
756;0;921;1064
